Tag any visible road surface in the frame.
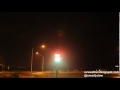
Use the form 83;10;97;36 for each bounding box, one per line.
0;71;119;78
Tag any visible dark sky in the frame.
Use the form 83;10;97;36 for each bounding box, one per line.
0;12;119;70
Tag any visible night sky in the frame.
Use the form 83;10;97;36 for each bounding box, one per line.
0;12;119;70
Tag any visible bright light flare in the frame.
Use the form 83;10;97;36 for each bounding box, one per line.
55;58;61;62
41;45;45;48
55;54;60;58
55;54;61;62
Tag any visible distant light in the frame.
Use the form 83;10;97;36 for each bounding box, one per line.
36;52;39;54
41;45;45;48
115;65;119;67
55;58;61;62
8;66;9;69
55;54;60;58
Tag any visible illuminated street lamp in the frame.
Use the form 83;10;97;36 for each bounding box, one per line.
41;45;45;48
36;52;44;72
31;45;45;72
36;52;39;54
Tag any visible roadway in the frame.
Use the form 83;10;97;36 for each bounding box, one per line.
0;71;119;78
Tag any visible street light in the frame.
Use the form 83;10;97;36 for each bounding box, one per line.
41;45;45;48
31;45;45;72
36;52;44;72
36;52;39;54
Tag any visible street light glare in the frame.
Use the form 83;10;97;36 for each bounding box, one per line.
41;45;45;48
31;46;45;72
36;52;39;54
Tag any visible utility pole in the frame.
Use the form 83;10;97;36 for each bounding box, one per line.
42;56;44;72
31;48;33;72
3;59;4;71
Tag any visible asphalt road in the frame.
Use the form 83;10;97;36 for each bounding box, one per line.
0;71;119;78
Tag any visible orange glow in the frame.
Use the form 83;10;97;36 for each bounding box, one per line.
41;45;45;48
36;52;39;54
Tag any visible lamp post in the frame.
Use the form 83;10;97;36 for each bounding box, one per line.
36;52;44;72
42;56;44;72
31;48;33;72
31;45;45;72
